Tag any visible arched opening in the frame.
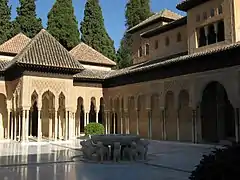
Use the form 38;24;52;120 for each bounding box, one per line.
151;94;162;140
207;24;216;45
178;90;192;142
30;91;38;137
98;98;104;125
145;44;150;55
201;82;235;143
89;97;96;123
198;27;206;47
58;93;66;139
217;21;225;42
76;97;84;136
0;93;7;139
165;91;177;141
138;46;143;57
42;90;55;139
128;96;136;134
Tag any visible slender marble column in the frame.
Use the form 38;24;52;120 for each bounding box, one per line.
161;108;166;140
147;109;152;139
54;111;58;141
22;109;26;141
59;114;63;139
192;110;197;143
38;109;42;141
136;109;139;135
96;109;99;123
7;109;11;139
25;109;30;142
65;111;69;140
10;111;14;140
177;109;180;141
14;111;17;141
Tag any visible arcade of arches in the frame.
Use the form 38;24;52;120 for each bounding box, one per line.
0;81;239;144
0;90;105;142
104;81;240;144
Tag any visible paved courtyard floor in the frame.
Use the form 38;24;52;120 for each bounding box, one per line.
0;140;219;180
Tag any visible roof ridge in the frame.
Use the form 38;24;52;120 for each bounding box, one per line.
4;29;84;71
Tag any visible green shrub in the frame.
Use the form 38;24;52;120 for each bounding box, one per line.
189;143;240;180
84;123;105;136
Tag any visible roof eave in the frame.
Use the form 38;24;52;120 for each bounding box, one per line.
141;17;187;38
176;0;211;12
79;60;116;67
127;17;174;34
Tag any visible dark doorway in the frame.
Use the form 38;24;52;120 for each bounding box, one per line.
201;82;235;143
80;105;85;133
217;21;225;42
30;102;38;137
207;24;216;45
89;101;96;123
199;27;207;47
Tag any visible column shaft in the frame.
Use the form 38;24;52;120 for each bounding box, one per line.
54;111;58;141
25;109;29;142
14;112;17;141
38;109;42;141
7;109;11;139
192;110;197;143
177;109;180;141
136;109;139;135
22;110;26;141
65;111;68;140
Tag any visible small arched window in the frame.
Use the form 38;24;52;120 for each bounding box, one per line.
138;46;143;57
165;37;170;46
218;5;223;14
145;44;150;55
177;32;182;42
196;14;200;22
210;8;215;17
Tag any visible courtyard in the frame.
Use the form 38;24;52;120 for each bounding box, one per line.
0;140;218;180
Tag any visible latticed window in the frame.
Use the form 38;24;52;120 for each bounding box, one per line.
145;44;150;55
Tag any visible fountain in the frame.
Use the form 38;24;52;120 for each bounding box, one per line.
79;134;149;163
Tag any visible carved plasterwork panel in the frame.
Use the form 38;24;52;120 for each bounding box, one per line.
32;79;67;96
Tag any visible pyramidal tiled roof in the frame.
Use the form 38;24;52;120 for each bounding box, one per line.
70;42;116;66
0;33;31;55
127;9;183;33
4;29;84;71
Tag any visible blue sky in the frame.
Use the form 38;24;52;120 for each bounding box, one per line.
9;0;184;49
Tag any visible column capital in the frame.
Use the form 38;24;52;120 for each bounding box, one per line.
22;106;31;110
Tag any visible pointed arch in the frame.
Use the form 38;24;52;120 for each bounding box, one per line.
89;97;96;123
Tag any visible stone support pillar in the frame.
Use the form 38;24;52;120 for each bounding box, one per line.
161;107;166;140
196;103;202;143
25;108;30;142
176;109;180;141
54;111;58;141
214;23;218;42
147;108;152;139
136;108;140;135
120;109;123;134
72;112;76;139
235;108;240;143
65;110;69;140
37;103;42;141
10;111;14;140
59;113;63;139
13;111;17;141
124;109;129;134
22;109;26;141
49;109;53;139
192;109;197;143
104;110;109;134
96;108;99;123
7;109;11;139
18;111;21;141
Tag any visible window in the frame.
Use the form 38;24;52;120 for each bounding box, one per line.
198;27;206;47
218;5;223;14
138;46;143;57
165;37;170;46
210;8;215;17
177;32;182;42
145;44;150;55
196;14;200;22
203;12;207;20
155;40;158;49
207;24;217;45
217;21;225;42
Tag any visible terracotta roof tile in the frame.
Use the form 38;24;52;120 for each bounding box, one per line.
0;33;31;55
0;60;9;71
70;43;116;66
4;29;84;71
74;69;111;80
127;9;183;33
